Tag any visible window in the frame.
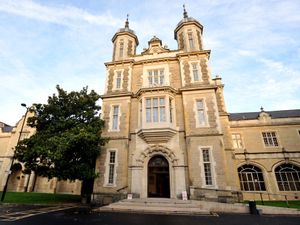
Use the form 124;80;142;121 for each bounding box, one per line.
202;149;213;185
139;100;142;126
115;71;122;89
119;40;124;58
232;133;243;149
192;63;200;82
262;132;279;147
169;98;173;123
145;97;166;123
108;151;116;184
275;164;300;191
142;64;169;88
148;69;164;86
188;32;194;50
238;165;266;191
196;99;206;126
112;106;119;130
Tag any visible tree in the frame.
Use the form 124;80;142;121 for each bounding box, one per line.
15;85;108;200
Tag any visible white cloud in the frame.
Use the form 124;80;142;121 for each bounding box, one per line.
0;0;121;27
0;0;300;124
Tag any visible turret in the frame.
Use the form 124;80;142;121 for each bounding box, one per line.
174;5;204;52
111;15;139;61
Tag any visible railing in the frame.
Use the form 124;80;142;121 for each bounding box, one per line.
241;191;300;207
116;186;128;193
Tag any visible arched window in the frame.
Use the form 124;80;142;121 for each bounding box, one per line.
275;163;300;191
238;165;266;191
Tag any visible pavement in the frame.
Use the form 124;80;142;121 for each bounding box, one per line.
0;199;299;223
0;203;78;222
0;207;300;225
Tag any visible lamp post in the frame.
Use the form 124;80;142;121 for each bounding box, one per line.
1;103;29;201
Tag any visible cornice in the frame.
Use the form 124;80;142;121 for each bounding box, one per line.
180;84;217;92
101;92;133;99
133;57;178;65
177;50;211;59
105;59;135;67
230;121;300;128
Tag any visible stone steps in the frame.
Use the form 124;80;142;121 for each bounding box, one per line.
96;198;209;215
94;198;300;215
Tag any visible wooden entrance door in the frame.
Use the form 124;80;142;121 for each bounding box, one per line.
148;155;170;198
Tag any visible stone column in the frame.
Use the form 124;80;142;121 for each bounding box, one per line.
27;171;36;192
173;166;187;199
130;166;143;198
23;174;30;192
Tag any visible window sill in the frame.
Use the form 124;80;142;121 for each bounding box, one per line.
103;184;116;188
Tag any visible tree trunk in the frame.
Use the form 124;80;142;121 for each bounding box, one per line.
80;178;94;204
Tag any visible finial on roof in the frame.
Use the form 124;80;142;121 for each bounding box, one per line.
125;14;129;28
260;106;264;112
183;4;188;18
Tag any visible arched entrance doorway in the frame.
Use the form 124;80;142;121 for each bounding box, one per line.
148;155;170;198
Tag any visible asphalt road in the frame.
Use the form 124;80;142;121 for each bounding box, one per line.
0;207;299;225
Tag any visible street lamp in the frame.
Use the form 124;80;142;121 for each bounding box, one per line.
1;103;29;201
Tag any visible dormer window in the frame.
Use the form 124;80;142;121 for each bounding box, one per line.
148;69;164;86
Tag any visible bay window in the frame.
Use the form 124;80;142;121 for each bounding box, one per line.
139;95;175;128
146;97;166;123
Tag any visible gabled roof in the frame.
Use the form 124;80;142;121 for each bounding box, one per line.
0;122;13;132
229;109;300;121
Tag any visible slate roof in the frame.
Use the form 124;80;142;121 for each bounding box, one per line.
229;109;300;121
0;122;13;133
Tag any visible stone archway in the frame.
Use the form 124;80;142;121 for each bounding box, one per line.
132;145;181;198
148;155;170;198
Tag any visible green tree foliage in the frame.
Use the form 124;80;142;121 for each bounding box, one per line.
15;85;108;196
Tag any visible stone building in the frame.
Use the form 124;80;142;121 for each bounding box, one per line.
92;9;300;203
1;8;299;202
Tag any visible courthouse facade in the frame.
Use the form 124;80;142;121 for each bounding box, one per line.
92;9;300;202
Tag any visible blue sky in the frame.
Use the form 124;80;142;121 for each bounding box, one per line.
0;0;300;125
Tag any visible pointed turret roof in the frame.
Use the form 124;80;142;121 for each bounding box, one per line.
174;5;203;39
112;15;139;45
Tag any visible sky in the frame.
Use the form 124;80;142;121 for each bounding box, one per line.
0;0;300;126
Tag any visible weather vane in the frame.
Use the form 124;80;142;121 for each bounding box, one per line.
183;4;188;18
125;14;129;28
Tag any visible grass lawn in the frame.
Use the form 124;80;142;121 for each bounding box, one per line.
0;192;81;204
245;200;300;209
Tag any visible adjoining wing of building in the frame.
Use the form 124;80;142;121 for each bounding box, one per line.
1;8;299;202
0;114;81;194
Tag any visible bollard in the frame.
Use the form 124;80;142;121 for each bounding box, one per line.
248;200;259;215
